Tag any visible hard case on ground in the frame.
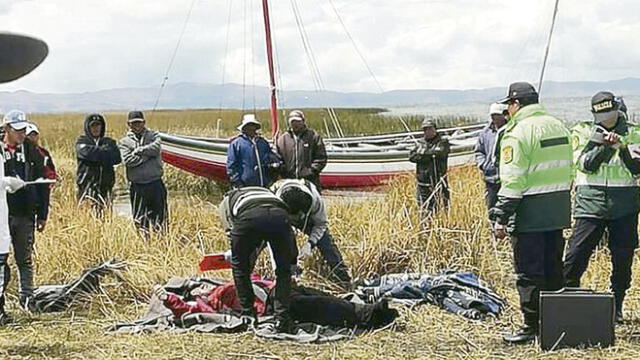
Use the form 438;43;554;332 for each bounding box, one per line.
539;288;614;350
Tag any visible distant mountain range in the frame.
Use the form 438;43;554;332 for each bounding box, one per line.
2;77;640;113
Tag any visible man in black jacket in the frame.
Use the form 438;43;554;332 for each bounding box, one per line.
218;186;297;333
76;114;121;213
409;118;450;216
276;110;328;191
1;110;48;309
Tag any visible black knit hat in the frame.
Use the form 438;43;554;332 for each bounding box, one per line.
127;110;145;122
280;186;312;214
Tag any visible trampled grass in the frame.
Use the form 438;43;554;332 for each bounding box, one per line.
1;108;639;359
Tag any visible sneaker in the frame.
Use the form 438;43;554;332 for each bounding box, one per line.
503;325;537;344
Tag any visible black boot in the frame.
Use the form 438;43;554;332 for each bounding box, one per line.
615;293;625;325
503;325;537;344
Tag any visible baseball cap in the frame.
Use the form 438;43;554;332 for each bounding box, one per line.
127;110;145;123
421;118;436;129
489;103;508;115
288;110;305;123
2;109;29;130
497;82;538;104
591;91;620;123
26;123;39;135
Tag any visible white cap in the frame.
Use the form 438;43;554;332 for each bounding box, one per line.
489;103;508;115
237;114;262;131
26;122;39;135
2;109;29;130
287;109;305;123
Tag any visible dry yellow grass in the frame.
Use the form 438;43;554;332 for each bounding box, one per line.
0;109;639;359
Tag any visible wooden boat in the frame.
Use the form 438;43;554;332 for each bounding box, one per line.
159;0;484;188
160;123;483;188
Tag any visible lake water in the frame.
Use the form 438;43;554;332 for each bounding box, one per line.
386;96;640;125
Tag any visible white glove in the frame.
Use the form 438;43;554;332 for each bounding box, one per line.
298;241;313;260
4;176;26;193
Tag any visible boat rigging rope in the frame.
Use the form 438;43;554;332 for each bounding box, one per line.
327;0;384;93
269;4;287;127
241;0;248;110
290;0;345;138
218;0;235;119
537;0;560;95
250;0;257;112
150;0;198;118
326;0;418;143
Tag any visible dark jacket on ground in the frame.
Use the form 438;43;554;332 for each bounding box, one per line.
275;127;327;189
227;134;279;188
2;140;48;221
76;115;121;199
408;135;450;187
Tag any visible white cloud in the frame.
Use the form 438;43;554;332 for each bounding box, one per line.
1;0;639;94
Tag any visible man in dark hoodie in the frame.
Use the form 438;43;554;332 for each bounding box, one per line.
76;114;121;213
1;110;48;309
276;110;327;191
118;111;167;235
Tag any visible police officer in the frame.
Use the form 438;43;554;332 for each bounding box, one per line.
489;82;573;344
409;118;450;216
218;186;297;332
271;179;351;288
563;92;640;324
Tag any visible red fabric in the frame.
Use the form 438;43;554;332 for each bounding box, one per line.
35;146;57;181
161;275;276;318
163;294;215;318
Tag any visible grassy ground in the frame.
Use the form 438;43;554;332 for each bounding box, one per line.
1;109;639;359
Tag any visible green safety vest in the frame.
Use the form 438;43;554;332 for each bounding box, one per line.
498;103;573;232
572;118;640;219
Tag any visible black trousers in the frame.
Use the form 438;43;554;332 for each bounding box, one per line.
512;230;565;327
315;230;351;283
130;179;167;232
417;182;450;215
563;212;638;297
0;253;7;311
230;206;296;320
484;182;500;211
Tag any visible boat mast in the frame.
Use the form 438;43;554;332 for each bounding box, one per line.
537;0;560;95
261;0;279;137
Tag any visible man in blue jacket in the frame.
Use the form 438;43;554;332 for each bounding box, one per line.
227;114;279;188
475;103;508;211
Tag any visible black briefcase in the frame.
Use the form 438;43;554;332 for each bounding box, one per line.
539;288;615;350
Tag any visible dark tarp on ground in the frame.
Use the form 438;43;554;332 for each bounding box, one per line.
108;276;394;343
29;259;125;313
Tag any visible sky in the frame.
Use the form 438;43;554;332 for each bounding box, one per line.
2;0;640;94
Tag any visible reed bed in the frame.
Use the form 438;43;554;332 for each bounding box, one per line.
0;109;639;359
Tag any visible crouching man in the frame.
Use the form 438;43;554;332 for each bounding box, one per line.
218;187;297;333
271;179;351;288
